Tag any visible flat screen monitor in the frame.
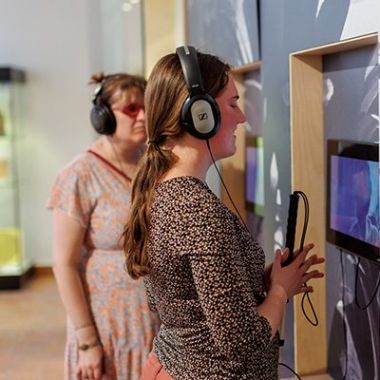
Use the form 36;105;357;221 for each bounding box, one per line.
245;136;264;217
326;139;380;264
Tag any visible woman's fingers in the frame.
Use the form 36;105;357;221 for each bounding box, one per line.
76;365;97;380
82;369;91;380
93;367;102;380
293;243;314;259
300;254;325;274
281;248;290;263
294;244;315;266
294;284;313;295
273;249;283;270
302;270;324;283
86;367;97;380
93;362;103;380
301;285;314;293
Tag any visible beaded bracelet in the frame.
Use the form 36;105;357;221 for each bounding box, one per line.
78;338;101;351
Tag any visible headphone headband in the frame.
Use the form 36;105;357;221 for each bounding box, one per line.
92;82;104;104
176;46;205;97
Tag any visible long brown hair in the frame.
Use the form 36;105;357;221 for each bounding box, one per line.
123;51;230;279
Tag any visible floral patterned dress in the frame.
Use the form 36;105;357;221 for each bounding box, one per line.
47;151;159;380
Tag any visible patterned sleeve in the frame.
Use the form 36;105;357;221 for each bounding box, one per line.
46;160;95;227
183;194;272;363
144;279;157;312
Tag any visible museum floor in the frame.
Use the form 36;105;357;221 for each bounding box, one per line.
0;272;333;380
0;273;65;380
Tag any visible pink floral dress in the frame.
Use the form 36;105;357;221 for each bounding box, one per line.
47;151;159;380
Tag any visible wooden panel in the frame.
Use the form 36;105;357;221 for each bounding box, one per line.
144;0;177;76
232;61;261;75
302;375;334;380
182;0;188;45
289;54;327;375
220;73;246;222
292;32;377;57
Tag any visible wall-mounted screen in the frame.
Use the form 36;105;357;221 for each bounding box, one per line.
327;140;379;264
245;136;264;216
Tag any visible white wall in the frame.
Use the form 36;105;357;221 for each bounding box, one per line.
97;0;144;75
0;0;102;265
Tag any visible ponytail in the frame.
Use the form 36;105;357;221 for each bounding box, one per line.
123;144;178;279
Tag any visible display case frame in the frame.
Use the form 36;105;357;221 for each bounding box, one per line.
0;66;33;289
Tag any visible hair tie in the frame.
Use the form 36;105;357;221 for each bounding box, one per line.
148;140;160;148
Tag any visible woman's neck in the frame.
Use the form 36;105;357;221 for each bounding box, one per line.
162;138;212;182
91;136;144;176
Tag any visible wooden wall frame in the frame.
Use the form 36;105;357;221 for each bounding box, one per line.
143;0;177;76
221;62;261;220
289;32;378;376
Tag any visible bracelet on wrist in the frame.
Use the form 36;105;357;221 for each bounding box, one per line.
74;322;94;331
78;338;101;351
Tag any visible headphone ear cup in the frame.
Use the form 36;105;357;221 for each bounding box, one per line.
180;95;220;140
90;104;116;135
180;97;192;130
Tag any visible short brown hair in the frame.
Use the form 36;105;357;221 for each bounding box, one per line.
89;72;146;106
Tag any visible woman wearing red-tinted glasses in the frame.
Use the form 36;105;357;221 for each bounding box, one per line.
47;72;159;380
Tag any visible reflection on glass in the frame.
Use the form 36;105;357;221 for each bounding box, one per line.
187;0;260;66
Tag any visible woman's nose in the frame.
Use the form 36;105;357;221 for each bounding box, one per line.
239;107;246;124
136;107;145;121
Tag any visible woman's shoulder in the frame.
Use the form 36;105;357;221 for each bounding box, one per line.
56;151;95;178
47;151;98;222
153;176;227;220
155;176;217;203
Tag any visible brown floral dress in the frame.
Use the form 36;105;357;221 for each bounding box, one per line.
145;176;279;380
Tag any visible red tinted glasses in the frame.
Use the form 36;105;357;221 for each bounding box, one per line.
117;103;145;118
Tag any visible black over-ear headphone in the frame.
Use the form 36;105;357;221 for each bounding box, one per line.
176;46;220;139
90;81;117;135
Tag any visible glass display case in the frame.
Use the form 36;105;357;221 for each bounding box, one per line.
0;67;32;289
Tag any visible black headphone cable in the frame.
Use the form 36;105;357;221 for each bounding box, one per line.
354;256;380;310
296;191;319;327
206;139;249;232
340;248;348;380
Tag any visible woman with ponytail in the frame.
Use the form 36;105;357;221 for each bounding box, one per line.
123;49;324;380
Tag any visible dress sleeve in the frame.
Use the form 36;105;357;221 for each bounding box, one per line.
144;279;157;312
46;161;96;227
184;197;273;363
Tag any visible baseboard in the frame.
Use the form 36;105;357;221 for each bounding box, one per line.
34;266;54;277
0;265;34;290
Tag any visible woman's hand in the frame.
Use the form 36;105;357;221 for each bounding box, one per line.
75;325;104;380
264;249;294;291
269;243;325;299
76;344;103;380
